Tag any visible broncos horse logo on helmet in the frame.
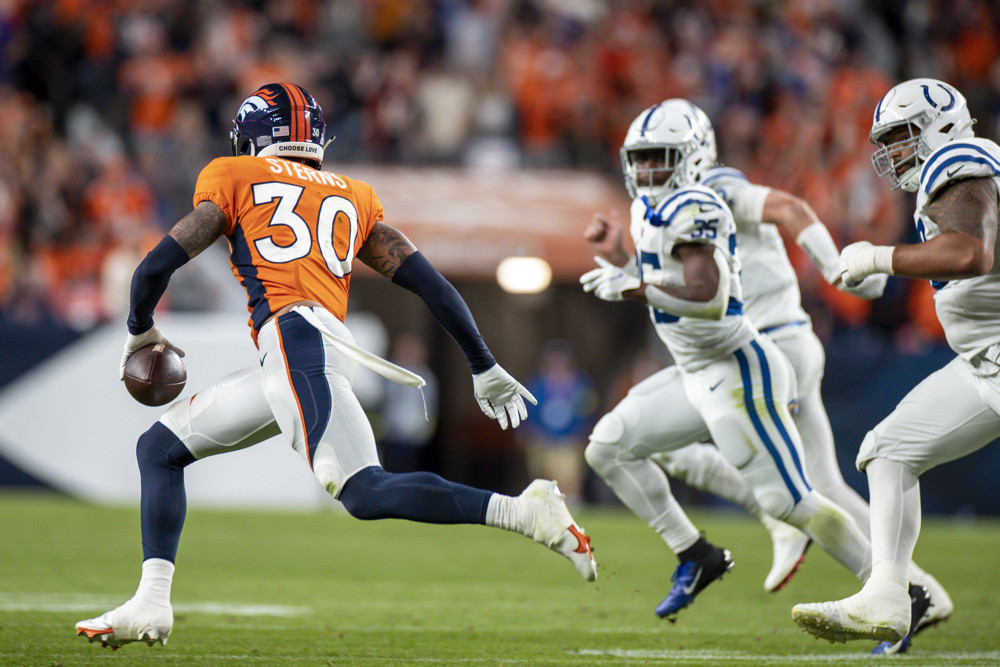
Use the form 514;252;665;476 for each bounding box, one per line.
230;83;327;166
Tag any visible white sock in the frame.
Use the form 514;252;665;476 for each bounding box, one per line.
589;442;700;554
866;458;921;573
864;560;910;597
134;558;175;603
485;493;523;534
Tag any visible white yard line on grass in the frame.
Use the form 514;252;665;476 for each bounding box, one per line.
573;648;1000;664
0;592;309;616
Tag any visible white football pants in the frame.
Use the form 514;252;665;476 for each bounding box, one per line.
158;307;380;498
586;333;870;577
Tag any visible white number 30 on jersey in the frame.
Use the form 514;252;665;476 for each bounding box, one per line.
251;181;359;278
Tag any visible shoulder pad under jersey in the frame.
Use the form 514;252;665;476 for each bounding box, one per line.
920;138;1000;199
700;166;749;208
646;185;731;245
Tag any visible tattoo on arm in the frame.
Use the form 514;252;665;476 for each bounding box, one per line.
168;201;227;257
357;221;417;279
927;177;999;242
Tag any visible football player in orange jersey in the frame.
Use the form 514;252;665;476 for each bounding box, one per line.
76;83;596;650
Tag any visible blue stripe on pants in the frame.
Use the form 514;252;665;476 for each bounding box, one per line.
750;339;811;490
734;346;802;503
276;311;332;468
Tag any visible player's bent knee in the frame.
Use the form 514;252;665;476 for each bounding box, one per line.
589;411;627;447
855;429;881;473
339;466;389;520
136;422;194;470
584;440;615;474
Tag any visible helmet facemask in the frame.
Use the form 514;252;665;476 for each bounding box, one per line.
622;145;688;201
620;100;716;204
870;122;923;192
868;79;977;193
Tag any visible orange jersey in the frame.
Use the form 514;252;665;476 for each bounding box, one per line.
193;155;383;335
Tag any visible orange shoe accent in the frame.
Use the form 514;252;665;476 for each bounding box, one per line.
567;524;592;554
77;626;113;638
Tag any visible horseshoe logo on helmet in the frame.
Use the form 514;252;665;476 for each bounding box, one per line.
921;83;955;112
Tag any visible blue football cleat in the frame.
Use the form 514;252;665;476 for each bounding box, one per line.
655;546;733;620
871;584;931;655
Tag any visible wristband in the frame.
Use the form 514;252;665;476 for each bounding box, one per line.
846;244;895;280
796;222;841;283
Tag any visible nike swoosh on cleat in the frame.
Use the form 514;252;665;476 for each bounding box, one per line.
709;379;723;391
680;568;702;595
260;353;268;367
567;524;592;554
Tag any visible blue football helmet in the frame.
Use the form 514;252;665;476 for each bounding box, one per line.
230;83;326;165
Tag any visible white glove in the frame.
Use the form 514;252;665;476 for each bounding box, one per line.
838;241;894;288
472;363;538;430
579;256;641;301
120;325;185;380
839;272;888;300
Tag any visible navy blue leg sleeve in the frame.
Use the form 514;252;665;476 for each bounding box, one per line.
136;421;196;562
339;466;491;524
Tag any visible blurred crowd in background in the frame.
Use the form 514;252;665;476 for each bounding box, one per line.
2;0;999;341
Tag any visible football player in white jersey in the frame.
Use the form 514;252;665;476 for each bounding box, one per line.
792;79;1000;647
580;100;873;621
587;100;951;653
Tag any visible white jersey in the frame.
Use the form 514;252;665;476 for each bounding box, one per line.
629;185;756;372
700;167;810;332
914;138;1000;376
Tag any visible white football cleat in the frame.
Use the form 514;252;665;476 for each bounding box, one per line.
521;479;597;582
761;515;811;593
76;597;173;649
791;583;911;644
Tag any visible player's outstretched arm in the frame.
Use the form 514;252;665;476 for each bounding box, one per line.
762;190;840;283
359;221;537;430
121;201;227;379
762;188;886;299
840;177;998;286
897;177;998;278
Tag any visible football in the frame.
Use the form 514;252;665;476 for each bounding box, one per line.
123;344;187;406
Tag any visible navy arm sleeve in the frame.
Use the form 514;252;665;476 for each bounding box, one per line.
391;251;496;373
127;236;191;334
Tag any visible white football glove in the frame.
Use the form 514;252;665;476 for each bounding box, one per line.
472;363;537;430
579;257;641;302
838;272;888;300
120;325;185;380
838;241;894;288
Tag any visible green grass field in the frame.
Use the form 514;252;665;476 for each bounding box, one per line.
1;491;998;666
